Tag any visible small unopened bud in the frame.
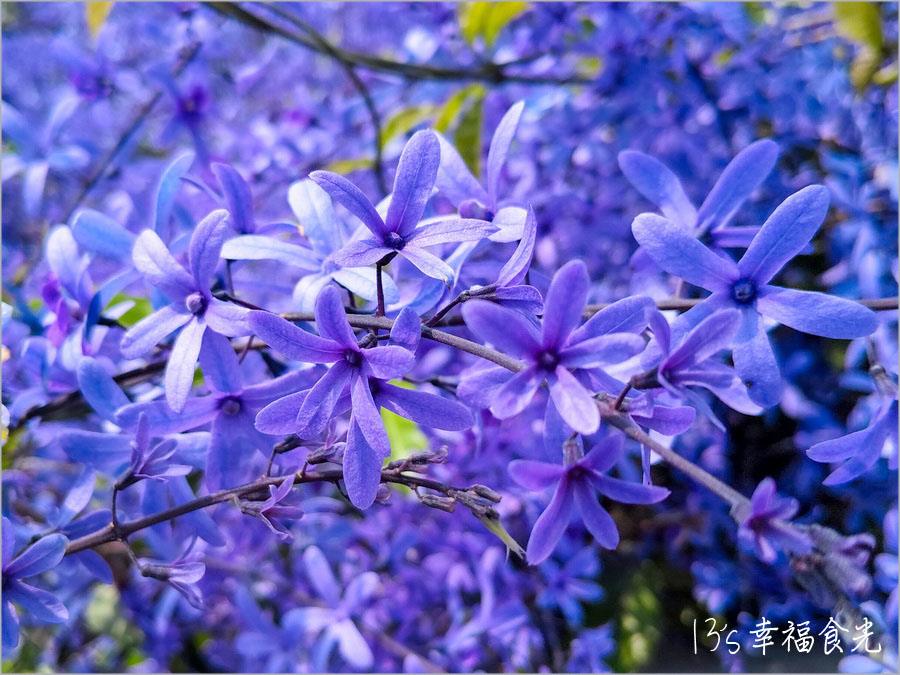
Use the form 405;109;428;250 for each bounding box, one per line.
420;494;456;513
470;484;502;503
375;484;392;504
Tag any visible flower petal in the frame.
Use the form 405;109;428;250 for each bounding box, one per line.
198;331;242;395
618;150;697;231
549;367;599;435
362;345;415;380
249;311;343;363
542;260;589;349
120;305;190;359
572;480;619;549
164;319;207;413
296;361;353;438
737;185;830;284
399;245;456;284
560;333;645;369
5;534;67;578
732;315;782;408
434;132;489;206
527;478;574;564
462;300;540;360
350;376;390;456
496;205;537;286
132;229;194;302
343;420;384;510
310;170;386;237
491;366;541;419
378;383;473;430
509;460;565;491
220;234;320;270
486;101;525;207
406;218;498;247
632;213;738;292
332;239;393;268
386;130;440;237
211;164;255;234
188;210;229;288
571;295;654;343
255;391;308;435
756;286;877;339
589;474;670;504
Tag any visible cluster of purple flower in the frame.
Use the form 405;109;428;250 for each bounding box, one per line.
2;3;897;673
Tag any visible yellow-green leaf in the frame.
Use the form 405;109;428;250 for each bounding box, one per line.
455;95;483;179
475;512;525;558
435;84;486;134
109;293;151;327
85;1;114;40
458;2;527;47
833;2;883;52
381;105;437;150
322;157;373;174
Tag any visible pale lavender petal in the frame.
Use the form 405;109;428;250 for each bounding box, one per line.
630;404;696;435
71;209;136;262
255;391;308;435
120;306;190;358
198;331;242;394
572;480;619;549
486;101;525;207
248;311;343;363
350;376;390;456
221;234;320;270
132;229;195;301
343;420;384;510
188;209;229;288
807;429;865;463
310;286;356;349
508;460;565;491
496;205;536;286
618;150;696;231
386;130;440;237
399;246;456;284
696;139;779;232
434;132;489;206
491;366;541;419
243;368;322;403
204;300;251;337
456;364;513;409
303;546;340;606
153;152;194;234
293;273;333;313
560;333;645;369
362;345;415;380
164;319;207;413
310;170;386;236
406;218;498;247
488;205;528;242
7;582;68;624
4;534;67;577
756;286;877;339
378;383;473;430
737;185;830;284
526;478;574;564
549;367;599;435
332;239;393;268
542;260;589;349
333;618;373;669
491;285;543;314
288;179;344;257
207;410;266;490
332;266;396;304
632;213;739;292
462;299;540;359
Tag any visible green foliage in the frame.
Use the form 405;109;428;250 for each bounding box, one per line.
85;1;114;40
322;157;373;174
381;105;438;149
434;84;486;133
455;94;484;179
614;564;663;671
833;2;883;52
109;293;152;327
458;2;528;47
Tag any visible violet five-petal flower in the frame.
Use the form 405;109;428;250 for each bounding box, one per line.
237;475;304;540
509;436;669;564
737;477;812;564
120;209;251;413
2;518;69;649
461;259;645;434
632;185;878;408
310;130;498;284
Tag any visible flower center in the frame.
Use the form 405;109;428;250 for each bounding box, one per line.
219;396;242;416
185;292;208;315
385;232;405;250
344;349;363;368
537;349;560;372
730;278;757;305
458;199;494;221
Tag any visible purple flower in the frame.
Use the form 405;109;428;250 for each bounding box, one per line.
737;478;812;564
435;100;529;240
509;435;669;564
311;130;498;283
633;185;878;407
120;209;251;413
619;139;779;246
117;332;315;490
294;546;378;671
460;260;646;434
807;376;898;485
2;518;69;649
139;558;206;610
125;413;193;484
476;204;543;315
639;309;761;427
237;475;304;540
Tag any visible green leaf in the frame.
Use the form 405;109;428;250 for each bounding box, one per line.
435;84;486;134
382;380;427;462
85;1;114;40
322;157;373;174
475;511;525;558
833;2;883;52
109;293;152;327
614;565;663;672
381;105;438;150
459;2;528;47
455;95;483;179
